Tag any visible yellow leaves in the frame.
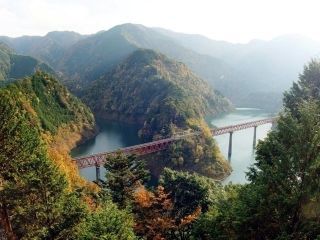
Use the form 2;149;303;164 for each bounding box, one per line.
133;186;153;208
44;124;98;192
179;206;201;227
133;185;202;238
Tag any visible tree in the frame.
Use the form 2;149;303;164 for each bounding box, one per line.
133;185;201;240
237;102;320;239
284;58;320;117
77;201;137;240
155;168;220;239
103;153;149;208
191;184;243;240
0;87;87;239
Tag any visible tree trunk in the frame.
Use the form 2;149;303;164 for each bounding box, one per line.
0;204;16;240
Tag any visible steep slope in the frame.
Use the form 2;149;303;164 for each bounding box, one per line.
0;43;11;80
0;71;96;186
0;43;54;83
0;31;85;68
82;49;232;179
156;29;320;110
58;24;238;92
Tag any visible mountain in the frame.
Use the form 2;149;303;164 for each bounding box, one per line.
58;23;238;92
155;29;320;110
3;24;316;111
0;71;96;186
0;43;54;83
82;49;231;136
82;49;232;179
0;31;85;68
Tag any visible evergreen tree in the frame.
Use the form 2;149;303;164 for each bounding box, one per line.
284;58;320;117
103;153;149;208
77;201;137;240
0;84;86;239
238;102;320;239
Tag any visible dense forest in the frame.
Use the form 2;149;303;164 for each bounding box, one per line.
1;21;320;239
2;24;320;110
0;43;54;83
1;59;320;239
82;49;232;179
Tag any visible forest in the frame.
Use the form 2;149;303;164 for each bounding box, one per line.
1;58;320;239
1;6;320;237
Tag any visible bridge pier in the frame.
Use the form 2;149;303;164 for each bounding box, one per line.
253;126;257;148
228;132;233;160
95;164;101;182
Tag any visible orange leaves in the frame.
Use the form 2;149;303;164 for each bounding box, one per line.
134;186;153;208
133;185;201;239
179;206;201;227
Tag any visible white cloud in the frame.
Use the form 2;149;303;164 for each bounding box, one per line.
0;0;320;42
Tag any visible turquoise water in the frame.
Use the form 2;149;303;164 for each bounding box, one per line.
211;108;274;184
72;108;274;183
71;120;141;181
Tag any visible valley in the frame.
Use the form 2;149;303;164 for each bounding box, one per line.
1;17;320;239
72;108;274;184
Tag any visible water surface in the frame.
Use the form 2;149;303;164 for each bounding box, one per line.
71;120;141;181
72;108;274;183
210;108;274;184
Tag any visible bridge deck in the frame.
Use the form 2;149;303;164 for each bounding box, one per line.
74;117;277;169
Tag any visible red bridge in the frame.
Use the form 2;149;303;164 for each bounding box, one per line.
74;117;277;171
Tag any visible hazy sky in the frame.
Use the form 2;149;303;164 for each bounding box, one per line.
0;0;320;43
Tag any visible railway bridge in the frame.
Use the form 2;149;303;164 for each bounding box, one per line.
74;117;277;180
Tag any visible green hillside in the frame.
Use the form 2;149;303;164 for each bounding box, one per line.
83;49;232;179
0;31;84;68
57;24;237;92
0;43;55;82
0;71;96;185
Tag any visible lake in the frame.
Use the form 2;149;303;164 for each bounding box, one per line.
71;108;274;183
210;108;274;184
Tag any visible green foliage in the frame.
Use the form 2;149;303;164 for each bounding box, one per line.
103;153;149;208
160;168;221;218
0;43;55;82
284;58;320;117
192;102;320;239
0;43;11;81
83;49;231;141
83;49;231;179
159;168;223;239
243;102;320;239
5;71;94;133
191;184;243;240
0;84;87;239
77;202;137;240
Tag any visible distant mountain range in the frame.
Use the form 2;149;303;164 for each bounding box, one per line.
1;23;320;110
82;49;231;140
0;43;54;83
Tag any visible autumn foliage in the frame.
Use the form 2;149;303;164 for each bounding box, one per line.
133;185;201;239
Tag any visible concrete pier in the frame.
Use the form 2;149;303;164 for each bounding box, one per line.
228;132;233;160
95;164;101;182
253;126;257;148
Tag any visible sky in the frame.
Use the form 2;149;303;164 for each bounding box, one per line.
0;0;320;43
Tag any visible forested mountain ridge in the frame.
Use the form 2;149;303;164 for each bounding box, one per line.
3;24;320;111
156;28;320;110
58;23;237;92
0;31;85;68
0;71;96;187
0;43;54;82
82;49;232;179
0;24;238;98
0;71;138;239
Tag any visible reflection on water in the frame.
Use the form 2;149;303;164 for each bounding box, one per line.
73;109;275;184
71;119;141;181
211;108;274;184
